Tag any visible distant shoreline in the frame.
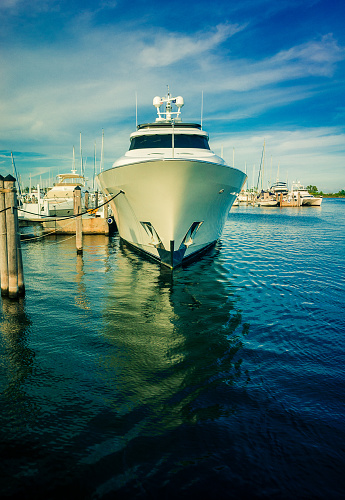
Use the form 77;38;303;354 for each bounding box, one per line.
322;195;345;198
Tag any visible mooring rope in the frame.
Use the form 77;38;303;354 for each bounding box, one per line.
15;190;124;242
16;189;125;221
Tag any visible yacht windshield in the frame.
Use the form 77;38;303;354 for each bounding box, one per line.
129;134;210;150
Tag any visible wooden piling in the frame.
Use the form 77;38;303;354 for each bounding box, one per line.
15;193;25;297
94;191;98;210
0;175;9;296
4;175;18;299
74;186;83;255
85;190;89;210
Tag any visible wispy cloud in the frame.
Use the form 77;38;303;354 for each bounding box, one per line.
213;127;345;191
270;34;345;76
0;0;62;14
139;23;246;67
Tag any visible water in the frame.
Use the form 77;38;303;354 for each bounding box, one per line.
1;199;344;499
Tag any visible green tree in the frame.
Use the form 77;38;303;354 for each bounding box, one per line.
306;185;318;193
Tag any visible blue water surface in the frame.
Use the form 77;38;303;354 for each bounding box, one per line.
1;199;344;499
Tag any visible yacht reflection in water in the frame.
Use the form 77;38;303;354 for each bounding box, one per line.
98;240;250;432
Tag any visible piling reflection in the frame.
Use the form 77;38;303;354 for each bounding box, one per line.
0;298;36;417
75;254;90;310
99;243;250;433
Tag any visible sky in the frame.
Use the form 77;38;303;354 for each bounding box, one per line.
0;0;344;192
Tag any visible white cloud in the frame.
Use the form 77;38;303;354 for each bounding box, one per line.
192;34;345;95
212;127;345;192
0;0;61;13
139;23;245;67
270;34;344;76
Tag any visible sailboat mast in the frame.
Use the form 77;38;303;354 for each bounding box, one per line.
256;142;265;191
100;129;104;173
11;152;22;197
262;140;265;190
72;146;76;173
93;142;96;191
80;133;84;176
270;156;273;187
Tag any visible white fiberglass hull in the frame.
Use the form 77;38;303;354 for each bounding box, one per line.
98;159;246;268
302;197;322;206
258;199;279;207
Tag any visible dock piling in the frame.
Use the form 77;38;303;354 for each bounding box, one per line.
85;190;89;210
74;186;83;255
3;175;25;299
0;175;9;296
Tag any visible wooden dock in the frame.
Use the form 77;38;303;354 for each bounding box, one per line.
19;216;111;235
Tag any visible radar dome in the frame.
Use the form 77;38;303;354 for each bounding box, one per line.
153;96;162;108
175;96;184;108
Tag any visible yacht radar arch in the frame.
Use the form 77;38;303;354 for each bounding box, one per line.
153;90;184;122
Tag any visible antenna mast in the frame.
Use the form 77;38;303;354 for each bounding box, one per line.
201;90;204;129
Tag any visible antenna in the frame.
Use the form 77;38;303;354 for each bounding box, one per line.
135;91;138;128
201;90;204;129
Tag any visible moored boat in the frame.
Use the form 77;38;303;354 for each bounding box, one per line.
43;170;86;216
289;182;322;206
97;91;247;268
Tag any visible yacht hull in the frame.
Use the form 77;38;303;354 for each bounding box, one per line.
302;197;322;206
98;159;246;268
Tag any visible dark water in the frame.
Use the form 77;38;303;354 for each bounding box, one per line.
1;199;344;499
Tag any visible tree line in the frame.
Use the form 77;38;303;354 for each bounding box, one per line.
306;186;345;197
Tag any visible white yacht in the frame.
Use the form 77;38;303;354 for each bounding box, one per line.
18;170;86;219
290;182;322;206
43;170;85;216
97;91;247;268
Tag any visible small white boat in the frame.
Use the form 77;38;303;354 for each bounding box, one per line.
237;190;253;204
97;90;247;268
258;198;279;207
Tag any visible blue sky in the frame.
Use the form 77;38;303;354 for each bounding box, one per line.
0;0;344;192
